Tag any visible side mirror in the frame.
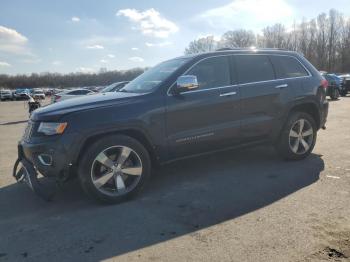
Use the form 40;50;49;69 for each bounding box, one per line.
175;75;199;93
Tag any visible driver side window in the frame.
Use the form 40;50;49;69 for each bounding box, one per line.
187;56;231;90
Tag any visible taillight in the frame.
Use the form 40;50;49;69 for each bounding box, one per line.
55;95;61;101
321;79;328;90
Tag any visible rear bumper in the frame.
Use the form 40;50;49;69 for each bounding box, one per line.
320;100;329;129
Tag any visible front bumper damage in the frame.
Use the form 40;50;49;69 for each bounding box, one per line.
13;145;58;201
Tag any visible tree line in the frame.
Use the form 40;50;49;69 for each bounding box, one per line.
185;9;350;73
0;68;145;89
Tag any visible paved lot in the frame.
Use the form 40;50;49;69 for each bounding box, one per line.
0;98;350;262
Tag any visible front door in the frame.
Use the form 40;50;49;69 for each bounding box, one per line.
166;55;241;159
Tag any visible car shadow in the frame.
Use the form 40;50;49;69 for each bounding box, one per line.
0;146;324;261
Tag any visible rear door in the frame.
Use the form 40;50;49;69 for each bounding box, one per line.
235;54;288;142
166;55;240;158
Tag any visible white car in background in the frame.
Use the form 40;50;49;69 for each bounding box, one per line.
0;89;13;101
52;88;96;103
32;89;46;100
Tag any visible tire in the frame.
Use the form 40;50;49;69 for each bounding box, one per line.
276;112;317;161
340;90;347;97
78;135;151;204
330;89;340;100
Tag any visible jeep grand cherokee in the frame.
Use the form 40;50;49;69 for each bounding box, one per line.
15;48;329;203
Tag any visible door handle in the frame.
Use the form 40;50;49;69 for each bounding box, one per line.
275;84;288;89
220;91;237;97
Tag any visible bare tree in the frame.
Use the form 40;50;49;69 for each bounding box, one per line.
184;9;350;73
327;9;342;71
219;30;256;48
337;19;350;72
0;69;145;89
185;36;218;55
315;13;328;70
260;24;286;48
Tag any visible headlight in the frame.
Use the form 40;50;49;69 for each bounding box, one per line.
38;122;67;135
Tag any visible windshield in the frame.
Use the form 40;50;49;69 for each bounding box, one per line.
120;58;190;93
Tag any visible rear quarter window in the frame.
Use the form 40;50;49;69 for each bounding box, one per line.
235;55;275;84
270;55;309;79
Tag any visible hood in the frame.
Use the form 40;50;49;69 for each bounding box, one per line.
31;92;142;122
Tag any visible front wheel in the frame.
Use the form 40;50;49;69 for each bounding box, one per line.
276;112;317;160
78;135;151;204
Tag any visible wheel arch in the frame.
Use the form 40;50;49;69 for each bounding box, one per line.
288;102;321;130
75;128;158;168
274;101;321;144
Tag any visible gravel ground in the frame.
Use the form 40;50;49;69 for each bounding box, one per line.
0;98;349;262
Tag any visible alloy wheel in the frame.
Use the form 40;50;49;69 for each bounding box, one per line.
91;146;143;196
288;119;314;155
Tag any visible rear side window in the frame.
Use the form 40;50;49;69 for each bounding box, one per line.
270;55;309;79
235;55;275;84
187;56;230;90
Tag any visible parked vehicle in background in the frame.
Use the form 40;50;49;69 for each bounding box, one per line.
14;88;30;100
84;86;102;92
32;89;46;100
28;95;41;115
100;81;129;93
321;73;341;100
0;89;13;101
338;74;350;96
43;88;53;96
16;49;329;203
52;88;95;103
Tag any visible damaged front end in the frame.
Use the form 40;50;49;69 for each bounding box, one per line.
13;145;57;201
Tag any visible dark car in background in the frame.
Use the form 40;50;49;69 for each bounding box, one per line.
15;49;329;204
321;73;342;100
100;81;129;93
14;88;30;100
338;74;350;96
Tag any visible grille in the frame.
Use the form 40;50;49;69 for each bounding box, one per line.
22;121;34;142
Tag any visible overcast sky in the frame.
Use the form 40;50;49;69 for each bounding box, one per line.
0;0;350;75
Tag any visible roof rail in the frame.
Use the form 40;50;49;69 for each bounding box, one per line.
216;48;236;51
215;47;291;52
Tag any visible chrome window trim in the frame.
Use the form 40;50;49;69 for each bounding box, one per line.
238;75;311;87
177;84;239;95
166;53;312;96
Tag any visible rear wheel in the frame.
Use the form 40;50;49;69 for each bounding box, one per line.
78;135;151;204
340;89;347;97
276;112;317;160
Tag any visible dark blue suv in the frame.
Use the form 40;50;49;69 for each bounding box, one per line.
322;73;342;100
14;49;329;203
